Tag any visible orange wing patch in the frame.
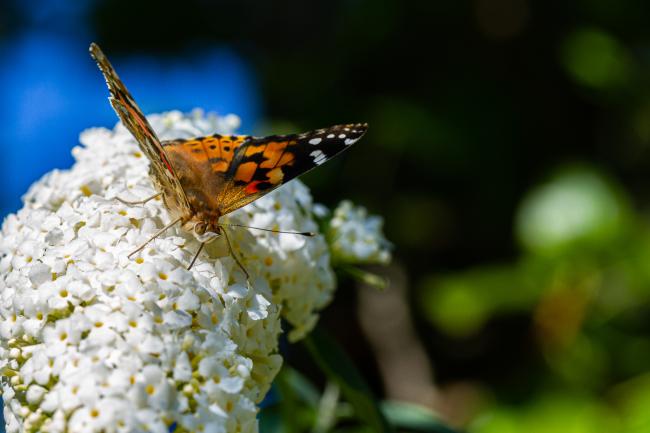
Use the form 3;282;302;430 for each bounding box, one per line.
232;139;296;187
260;140;292;168
162;134;251;173
266;167;285;184
276;152;295;167
245;144;265;156
234;161;258;183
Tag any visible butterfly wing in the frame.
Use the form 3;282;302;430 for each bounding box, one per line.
89;43;191;217
216;123;368;215
161;133;251;177
159;134;251;215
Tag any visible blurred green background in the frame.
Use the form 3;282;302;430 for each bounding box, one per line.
3;0;650;431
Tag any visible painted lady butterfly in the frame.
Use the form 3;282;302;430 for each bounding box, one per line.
89;43;367;272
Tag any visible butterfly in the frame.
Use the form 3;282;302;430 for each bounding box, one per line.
89;43;367;274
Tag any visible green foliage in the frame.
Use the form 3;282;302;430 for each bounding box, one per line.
561;28;633;90
304;327;394;433
418;163;650;432
381;401;459;433
419;264;532;337
471;394;621;433
516;166;631;254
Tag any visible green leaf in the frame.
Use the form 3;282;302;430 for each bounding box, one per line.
381;401;461;433
340;265;389;290
280;366;321;409
275;368;319;433
313;382;341;433
304;326;394;433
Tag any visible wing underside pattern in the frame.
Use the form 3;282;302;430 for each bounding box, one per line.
89;43;191;216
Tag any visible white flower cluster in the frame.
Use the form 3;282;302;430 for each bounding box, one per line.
326;200;392;265
0;110;338;433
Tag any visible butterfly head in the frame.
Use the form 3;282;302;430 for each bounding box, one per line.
191;220;221;243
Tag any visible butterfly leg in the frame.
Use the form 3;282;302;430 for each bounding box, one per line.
128;216;182;259
221;226;250;281
187;241;206;271
116;192;162;206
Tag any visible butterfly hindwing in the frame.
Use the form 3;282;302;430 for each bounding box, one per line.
89;43;191;216
162;134;251;175
216;123;368;214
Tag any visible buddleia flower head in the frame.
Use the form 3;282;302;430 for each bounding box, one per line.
0;110;351;433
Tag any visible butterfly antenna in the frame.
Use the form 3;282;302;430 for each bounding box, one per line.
187;241;206;271
219;223;315;237
221;226;250;280
128;216;182;259
116;192;162;206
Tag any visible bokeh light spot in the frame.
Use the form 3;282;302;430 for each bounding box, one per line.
561;28;632;89
516;166;629;254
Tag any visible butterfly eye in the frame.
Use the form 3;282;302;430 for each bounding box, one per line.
193;222;207;235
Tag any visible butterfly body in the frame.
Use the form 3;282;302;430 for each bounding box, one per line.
89;42;367;265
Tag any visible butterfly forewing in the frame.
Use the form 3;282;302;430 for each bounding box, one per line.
89;43;192;218
216;123;368;215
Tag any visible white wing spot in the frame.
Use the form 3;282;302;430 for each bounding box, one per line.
344;138;358;145
310;150;327;165
327;134;335;139
338;134;346;139
309;138;322;145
